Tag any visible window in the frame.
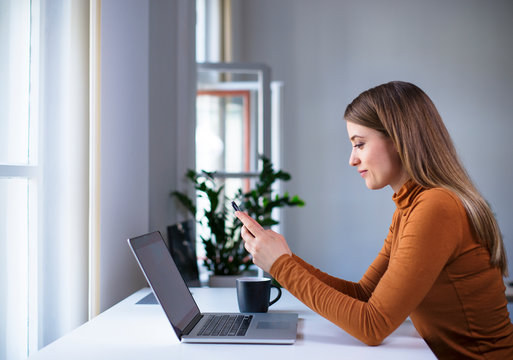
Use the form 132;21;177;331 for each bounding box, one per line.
1;1;92;357
0;1;39;359
197;88;253;187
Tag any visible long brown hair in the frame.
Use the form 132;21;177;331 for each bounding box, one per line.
344;81;508;276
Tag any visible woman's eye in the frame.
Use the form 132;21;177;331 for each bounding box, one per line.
353;143;364;149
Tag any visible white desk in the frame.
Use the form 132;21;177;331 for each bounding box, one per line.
29;287;435;360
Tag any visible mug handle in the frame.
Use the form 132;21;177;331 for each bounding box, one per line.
269;284;282;306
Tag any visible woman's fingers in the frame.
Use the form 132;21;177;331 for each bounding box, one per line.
243;235;253;252
235;211;292;272
235;211;264;237
240;225;254;241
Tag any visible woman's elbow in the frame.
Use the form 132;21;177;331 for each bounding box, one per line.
360;335;385;346
355;325;390;346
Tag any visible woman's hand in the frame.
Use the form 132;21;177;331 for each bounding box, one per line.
235;211;292;273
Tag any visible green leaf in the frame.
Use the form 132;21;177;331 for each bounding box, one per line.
259;218;279;227
171;191;196;215
290;195;306;207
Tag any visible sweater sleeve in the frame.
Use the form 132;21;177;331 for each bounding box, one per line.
289;254;369;300
270;190;462;345
289;236;390;301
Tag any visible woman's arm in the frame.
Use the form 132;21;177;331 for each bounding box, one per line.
280;214;397;301
289;244;389;302
269;191;462;345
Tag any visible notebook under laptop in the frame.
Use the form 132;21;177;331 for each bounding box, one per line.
127;231;298;344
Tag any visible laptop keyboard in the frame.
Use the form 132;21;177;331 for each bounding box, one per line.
198;314;253;337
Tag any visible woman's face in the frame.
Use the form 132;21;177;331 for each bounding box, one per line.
346;121;408;193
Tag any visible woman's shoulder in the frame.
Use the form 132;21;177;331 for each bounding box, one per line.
405;186;469;243
414;186;465;214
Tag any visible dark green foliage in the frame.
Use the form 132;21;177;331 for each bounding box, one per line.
171;156;305;275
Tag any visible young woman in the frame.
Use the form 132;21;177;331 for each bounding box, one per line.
235;81;513;359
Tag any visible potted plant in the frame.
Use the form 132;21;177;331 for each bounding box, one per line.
171;156;305;285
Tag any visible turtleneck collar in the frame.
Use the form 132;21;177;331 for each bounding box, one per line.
392;179;425;210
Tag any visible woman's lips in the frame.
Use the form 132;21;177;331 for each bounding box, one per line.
359;170;367;177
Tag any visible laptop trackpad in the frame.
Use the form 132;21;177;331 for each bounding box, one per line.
257;321;290;330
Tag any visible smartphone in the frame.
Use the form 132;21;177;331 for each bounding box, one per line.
231;201;241;212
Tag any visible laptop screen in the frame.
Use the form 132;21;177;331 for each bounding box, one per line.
128;232;200;334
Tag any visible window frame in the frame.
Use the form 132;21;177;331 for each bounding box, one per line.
197;62;272;174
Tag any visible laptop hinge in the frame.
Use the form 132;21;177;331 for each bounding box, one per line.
182;313;203;336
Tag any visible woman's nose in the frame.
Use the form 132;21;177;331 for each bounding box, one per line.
349;149;359;167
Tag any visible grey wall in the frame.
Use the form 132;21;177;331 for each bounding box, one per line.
233;0;513;281
100;0;195;311
149;0;196;245
101;0;150;311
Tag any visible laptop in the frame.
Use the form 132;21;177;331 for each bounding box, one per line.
127;231;298;344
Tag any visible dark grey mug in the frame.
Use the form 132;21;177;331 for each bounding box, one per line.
236;277;282;313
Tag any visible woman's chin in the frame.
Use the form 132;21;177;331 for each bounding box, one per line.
365;180;386;191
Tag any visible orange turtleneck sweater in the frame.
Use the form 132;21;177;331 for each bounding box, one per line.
270;181;513;359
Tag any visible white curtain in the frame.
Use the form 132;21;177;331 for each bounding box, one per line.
37;0;91;350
